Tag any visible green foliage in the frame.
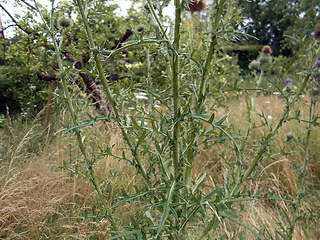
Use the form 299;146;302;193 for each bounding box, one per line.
237;0;320;71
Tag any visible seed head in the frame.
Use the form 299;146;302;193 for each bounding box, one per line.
186;0;206;13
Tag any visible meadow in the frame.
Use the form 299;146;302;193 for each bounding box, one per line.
1;94;319;239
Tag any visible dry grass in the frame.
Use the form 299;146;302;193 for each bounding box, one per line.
195;95;320;187
0;159;73;239
0;109;137;239
0;95;319;239
190;95;320;239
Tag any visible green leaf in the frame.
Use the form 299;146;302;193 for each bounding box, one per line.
199;217;220;240
212;121;240;153
70;236;86;240
192;173;206;195
157;180;176;237
111;191;149;209
106;230;140;240
179;205;201;232
220;211;262;239
135;130;147;154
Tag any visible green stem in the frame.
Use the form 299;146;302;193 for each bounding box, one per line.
74;0;150;187
172;0;182;181
184;0;226;187
197;0;225;107
190;13;194;53
145;0;182;182
146;0;169;40
147;0;182;181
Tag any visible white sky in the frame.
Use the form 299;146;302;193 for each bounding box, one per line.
0;0;174;37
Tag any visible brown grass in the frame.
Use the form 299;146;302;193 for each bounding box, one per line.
0;159;73;239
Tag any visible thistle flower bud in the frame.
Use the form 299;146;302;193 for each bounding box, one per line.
284;78;295;93
58;16;72;28
258;54;272;65
136;24;145;33
286;132;294;142
249;60;260;70
186;0;206;13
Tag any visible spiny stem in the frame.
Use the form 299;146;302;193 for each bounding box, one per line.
197;0;226;107
288;99;315;238
172;0;182;181
146;0;182;181
184;0;226;187
146;0;169;40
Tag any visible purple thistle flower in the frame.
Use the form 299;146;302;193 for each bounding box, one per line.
314;60;320;68
286;78;293;84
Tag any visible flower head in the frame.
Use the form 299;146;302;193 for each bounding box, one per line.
186;0;206;13
262;45;272;54
286;78;293;84
314;60;320;68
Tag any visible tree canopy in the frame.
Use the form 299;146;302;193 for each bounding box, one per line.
238;0;320;56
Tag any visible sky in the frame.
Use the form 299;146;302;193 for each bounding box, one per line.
0;0;174;37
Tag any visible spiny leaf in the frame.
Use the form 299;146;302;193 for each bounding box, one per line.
156;180;176;237
199;217;220;240
220;211;262;239
192;173;206;195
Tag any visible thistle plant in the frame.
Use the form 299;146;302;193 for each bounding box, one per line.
32;0;319;239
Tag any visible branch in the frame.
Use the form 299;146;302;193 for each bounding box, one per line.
0;3;33;34
111;28;133;50
3;24;18;31
20;0;37;11
37;72;57;81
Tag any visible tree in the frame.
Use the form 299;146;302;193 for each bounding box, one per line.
238;0;301;56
